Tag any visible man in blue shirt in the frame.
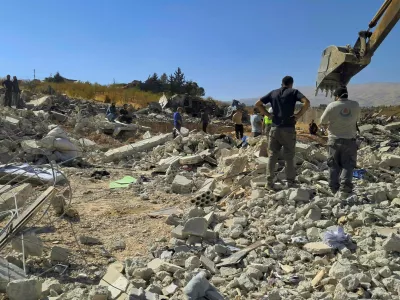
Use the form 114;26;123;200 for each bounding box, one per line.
173;107;183;136
255;76;310;189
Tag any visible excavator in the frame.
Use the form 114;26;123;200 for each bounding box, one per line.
316;0;400;97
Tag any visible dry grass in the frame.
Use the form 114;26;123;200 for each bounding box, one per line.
22;81;162;109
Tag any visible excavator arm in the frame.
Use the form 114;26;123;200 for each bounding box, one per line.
316;0;400;97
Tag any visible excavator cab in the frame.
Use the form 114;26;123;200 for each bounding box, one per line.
315;0;400;97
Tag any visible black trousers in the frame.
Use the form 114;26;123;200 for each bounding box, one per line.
235;124;244;139
202;122;208;133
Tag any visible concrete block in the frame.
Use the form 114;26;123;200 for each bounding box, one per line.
104;133;172;162
6;278;42;300
0;183;33;211
183;217;208;237
171;175;192;194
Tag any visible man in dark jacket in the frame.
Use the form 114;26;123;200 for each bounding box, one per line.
2;75;12;107
200;109;210;133
12;76;21;108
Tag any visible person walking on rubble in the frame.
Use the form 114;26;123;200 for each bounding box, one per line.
232;108;244;140
319;86;360;198
12;76;21;108
255;75;310;189
250;107;263;137
173;107;183;137
2;75;12;107
200;109;210;133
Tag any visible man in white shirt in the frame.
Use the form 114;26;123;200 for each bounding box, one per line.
320;86;361;196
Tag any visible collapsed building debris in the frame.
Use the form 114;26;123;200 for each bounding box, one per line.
1;90;400;299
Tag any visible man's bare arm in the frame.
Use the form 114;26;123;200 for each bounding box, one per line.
294;97;310;121
255;100;272;119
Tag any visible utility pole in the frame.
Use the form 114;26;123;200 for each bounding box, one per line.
33;69;36;80
113;78;115;85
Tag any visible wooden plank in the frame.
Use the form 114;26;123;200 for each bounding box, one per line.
0;186;56;250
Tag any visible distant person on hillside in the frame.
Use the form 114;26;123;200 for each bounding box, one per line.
12;76;22;108
320;86;361;198
106;102;118;122
200;109;210;133
2;75;12;107
255;75;310;189
309;119;318;135
232;108;244;139
118;104;133;124
173;107;183;137
250;107;263;137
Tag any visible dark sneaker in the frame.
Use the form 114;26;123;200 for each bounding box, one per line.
286;181;299;188
265;183;275;191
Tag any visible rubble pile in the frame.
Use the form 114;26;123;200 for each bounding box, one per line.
2;92;400;299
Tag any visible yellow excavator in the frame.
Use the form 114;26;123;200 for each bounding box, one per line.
316;0;400;97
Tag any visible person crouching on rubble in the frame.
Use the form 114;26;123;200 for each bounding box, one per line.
319;86;361;198
173;107;183;137
118;104;133;124
106;102;118;122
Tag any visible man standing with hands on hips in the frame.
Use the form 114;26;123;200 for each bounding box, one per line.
255;76;310;189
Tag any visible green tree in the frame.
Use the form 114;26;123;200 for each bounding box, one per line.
44;72;65;83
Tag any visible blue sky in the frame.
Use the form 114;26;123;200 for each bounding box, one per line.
2;0;399;100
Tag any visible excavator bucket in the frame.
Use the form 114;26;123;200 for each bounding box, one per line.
315;45;371;97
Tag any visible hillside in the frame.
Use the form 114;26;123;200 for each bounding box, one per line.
240;82;400;107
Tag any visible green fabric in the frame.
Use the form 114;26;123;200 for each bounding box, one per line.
264;116;272;125
109;176;136;189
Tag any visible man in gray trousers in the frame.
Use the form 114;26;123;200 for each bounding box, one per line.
320;86;360;197
255;76;310;189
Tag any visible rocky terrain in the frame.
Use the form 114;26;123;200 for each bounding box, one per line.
1;92;400;300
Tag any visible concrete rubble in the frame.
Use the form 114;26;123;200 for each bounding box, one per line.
1;92;400;299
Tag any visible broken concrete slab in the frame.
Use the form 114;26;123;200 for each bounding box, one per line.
104;133;172;162
11;233;43;257
384;121;400;131
0;257;26;292
180;155;203;165
50;246;70;263
156;156;181;172
99;264;130;299
0;183;33;211
6;278;42;300
29;95;52;107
